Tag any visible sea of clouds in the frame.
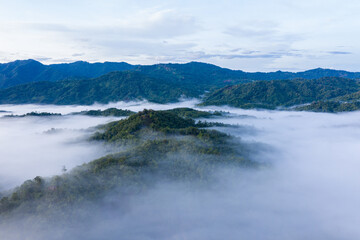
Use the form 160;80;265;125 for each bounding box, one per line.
1;100;359;240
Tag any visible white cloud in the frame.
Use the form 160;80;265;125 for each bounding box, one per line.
2;103;360;239
0;0;360;71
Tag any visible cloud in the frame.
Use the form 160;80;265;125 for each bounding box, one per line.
1;0;360;71
112;8;200;39
4;8;201;65
72;53;85;57
184;50;302;61
25;8;200;40
2;103;360;239
26;23;72;32
49;58;85;63
327;51;352;55
0;114;112;191
225;25;302;46
0;100;202;190
33;57;52;62
225;26;277;38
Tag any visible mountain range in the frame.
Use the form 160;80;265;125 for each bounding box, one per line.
1;59;360;90
201;77;360;109
0;59;134;88
1;59;360;111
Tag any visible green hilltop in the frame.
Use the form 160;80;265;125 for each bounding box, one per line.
0;71;199;105
72;108;135;117
201;77;360;110
0;109;252;217
295;101;360;112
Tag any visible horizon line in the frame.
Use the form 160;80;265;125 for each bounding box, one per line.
0;58;358;74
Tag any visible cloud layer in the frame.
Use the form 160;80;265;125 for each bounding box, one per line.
1;101;360;239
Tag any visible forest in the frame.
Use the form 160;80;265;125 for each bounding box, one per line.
0;108;253;217
1;60;360;112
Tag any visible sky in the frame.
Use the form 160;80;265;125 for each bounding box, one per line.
0;0;360;71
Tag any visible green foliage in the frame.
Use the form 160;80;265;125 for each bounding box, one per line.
0;59;134;89
334;90;360;102
91;109;230;144
73;108;135;117
134;63;360;90
4;112;61;118
2;60;360;91
2;61;360;107
295;101;360;112
133;62;251;92
0;71;200;105
201;77;360;109
0;109;253;216
91;109;198;143
163;107;223;119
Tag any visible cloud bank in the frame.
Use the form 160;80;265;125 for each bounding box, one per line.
1;102;360;239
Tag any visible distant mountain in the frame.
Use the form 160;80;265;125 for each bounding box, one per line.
134;62;360;84
0;62;249;105
2;59;360;108
0;59;135;88
295;101;360;112
234;68;360;81
0;71;199;105
72;108;135;117
134;62;248;90
1;59;360;90
201;77;360;109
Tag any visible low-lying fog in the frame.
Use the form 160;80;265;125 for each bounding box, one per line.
1;100;360;239
0;100;200;191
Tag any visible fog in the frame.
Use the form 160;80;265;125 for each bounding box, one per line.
0;100;199;191
1;101;360;239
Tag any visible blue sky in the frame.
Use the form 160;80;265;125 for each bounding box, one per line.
0;0;359;71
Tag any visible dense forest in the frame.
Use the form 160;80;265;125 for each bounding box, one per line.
2;59;360;90
0;59;134;88
201;77;360;110
1;60;360;112
295;101;360;112
72;108;135;117
163;107;224;119
0;71;201;104
3;112;62;118
0;62;252;105
0;107;224;119
0;109;253;217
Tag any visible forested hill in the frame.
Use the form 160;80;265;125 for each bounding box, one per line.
0;109;252;216
2;59;360;109
0;71;200;105
201;77;360;109
135;62;360;84
134;62;247;90
1;59;360;90
0;59;134;88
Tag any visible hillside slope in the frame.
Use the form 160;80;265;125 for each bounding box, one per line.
201;77;360;109
0;59;134;88
0;71;199;105
1;59;360;90
0;109;251;216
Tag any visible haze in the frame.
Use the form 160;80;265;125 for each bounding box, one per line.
1;0;360;71
1;101;360;239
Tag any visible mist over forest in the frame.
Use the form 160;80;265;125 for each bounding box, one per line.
2;0;360;239
0;100;359;240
